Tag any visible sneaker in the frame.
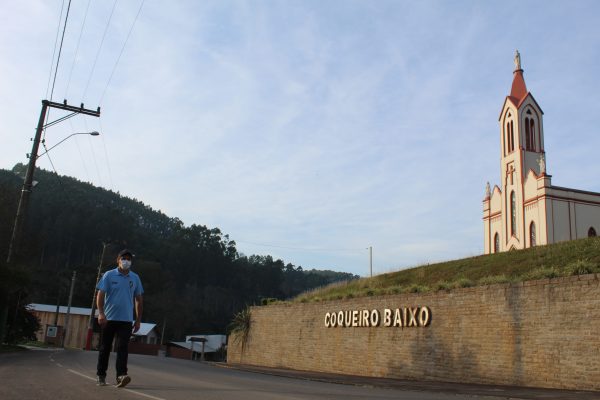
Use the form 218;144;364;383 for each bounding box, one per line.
116;375;131;388
96;375;106;386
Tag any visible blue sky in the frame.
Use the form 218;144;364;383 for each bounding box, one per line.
1;1;600;276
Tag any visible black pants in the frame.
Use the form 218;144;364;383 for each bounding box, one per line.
96;321;132;378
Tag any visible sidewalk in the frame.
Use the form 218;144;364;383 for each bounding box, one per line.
218;363;600;400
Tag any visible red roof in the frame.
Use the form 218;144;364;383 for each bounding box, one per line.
510;69;527;102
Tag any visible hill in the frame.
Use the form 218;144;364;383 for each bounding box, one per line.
0;164;358;339
293;236;600;302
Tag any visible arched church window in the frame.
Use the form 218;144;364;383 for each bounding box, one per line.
589;227;597;237
525;117;531;150
510;191;516;236
529;118;536;151
494;233;500;253
509;121;515;152
530;222;536;247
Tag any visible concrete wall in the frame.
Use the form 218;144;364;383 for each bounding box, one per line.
228;274;600;391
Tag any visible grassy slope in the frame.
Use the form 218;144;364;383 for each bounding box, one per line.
293;237;600;303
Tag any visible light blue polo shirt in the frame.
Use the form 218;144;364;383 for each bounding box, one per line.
97;267;144;322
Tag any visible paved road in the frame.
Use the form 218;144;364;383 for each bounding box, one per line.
1;349;599;400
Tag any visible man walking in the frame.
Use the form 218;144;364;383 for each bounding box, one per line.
96;249;144;388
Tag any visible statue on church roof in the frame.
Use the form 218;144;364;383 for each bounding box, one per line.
485;182;491;198
514;50;522;71
538;153;546;175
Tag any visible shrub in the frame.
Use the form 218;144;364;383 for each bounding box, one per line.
408;284;429;293
523;266;559;281
435;281;452;291
454;278;474;288
478;275;511;286
565;260;598;276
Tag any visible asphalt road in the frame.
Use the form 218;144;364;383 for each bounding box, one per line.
1;349;599;400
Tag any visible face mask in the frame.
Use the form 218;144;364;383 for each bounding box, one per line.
120;259;132;270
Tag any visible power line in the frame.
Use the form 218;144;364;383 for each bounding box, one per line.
68;118;91;183
45;0;66;100
83;117;103;187
98;119;114;190
49;0;73;101
235;239;365;253
64;0;92;99
41;141;72;204
81;0;118;101
99;0;145;106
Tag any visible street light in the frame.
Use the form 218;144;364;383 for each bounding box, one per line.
36;131;100;159
6;131;100;264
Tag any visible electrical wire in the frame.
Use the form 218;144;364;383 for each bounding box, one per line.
64;0;92;100
49;0;73;101
45;0;66;100
97;119;114;190
81;0;119;102
234;239;366;253
41;141;72;204
83;117;104;187
99;0;145;106
68;118;91;183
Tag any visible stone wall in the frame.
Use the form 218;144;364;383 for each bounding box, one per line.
228;274;600;391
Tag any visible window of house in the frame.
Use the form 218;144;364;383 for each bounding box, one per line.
589;227;597;237
530;222;536;247
494;233;499;253
510;191;516;236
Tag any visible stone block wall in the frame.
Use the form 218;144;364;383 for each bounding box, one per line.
228;274;600;391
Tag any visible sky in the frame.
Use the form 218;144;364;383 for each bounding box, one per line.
1;1;600;276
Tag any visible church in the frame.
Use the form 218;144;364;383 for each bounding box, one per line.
483;51;600;254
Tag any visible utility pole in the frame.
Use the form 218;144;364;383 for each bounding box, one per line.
86;242;108;350
6;99;100;264
61;270;76;348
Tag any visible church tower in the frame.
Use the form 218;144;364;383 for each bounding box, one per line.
484;52;600;254
498;51;546;250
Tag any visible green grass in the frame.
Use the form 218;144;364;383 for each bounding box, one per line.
292;237;600;303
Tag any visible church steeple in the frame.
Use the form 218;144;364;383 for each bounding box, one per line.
510;50;527;103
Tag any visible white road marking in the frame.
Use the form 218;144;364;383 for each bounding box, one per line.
67;369;168;400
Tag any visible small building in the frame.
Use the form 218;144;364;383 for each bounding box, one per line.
167;334;226;361
28;303;158;351
29;303;97;349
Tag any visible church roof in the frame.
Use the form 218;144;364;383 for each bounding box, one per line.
498;51;543;119
509;69;527;104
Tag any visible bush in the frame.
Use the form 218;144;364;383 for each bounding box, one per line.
408;284;429;293
478;275;511;286
565;260;598;276
522;266;559;281
454;278;474;288
435;281;452;291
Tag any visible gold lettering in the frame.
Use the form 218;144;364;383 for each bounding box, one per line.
408;307;418;327
394;308;402;327
370;309;380;326
325;312;330;327
337;311;344;327
344;310;352;327
352;310;359;327
384;309;392;327
419;306;431;326
362;310;370;327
